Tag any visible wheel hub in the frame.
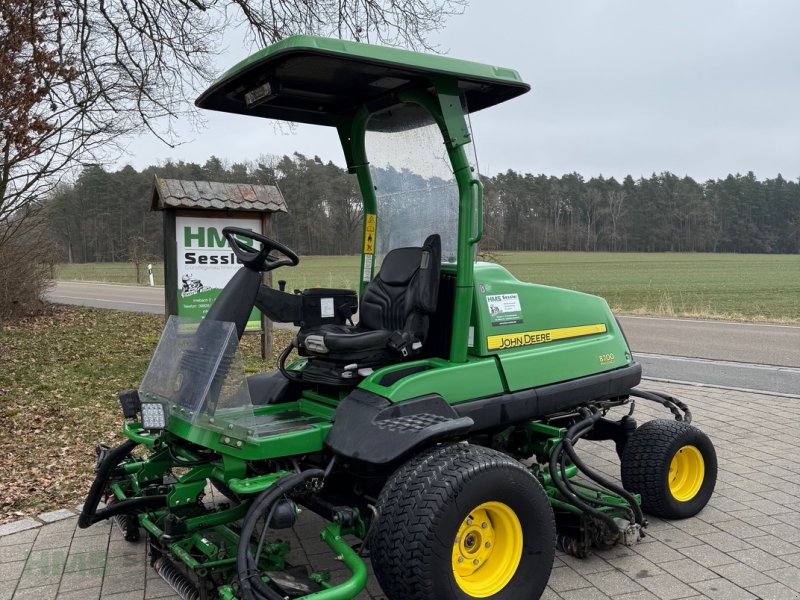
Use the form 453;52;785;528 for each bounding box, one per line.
452;502;523;597
669;445;705;502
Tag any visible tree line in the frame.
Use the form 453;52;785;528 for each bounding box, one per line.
43;154;800;264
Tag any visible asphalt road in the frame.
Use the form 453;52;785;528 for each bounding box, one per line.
616;315;800;368
48;281;800;395
49;281;165;314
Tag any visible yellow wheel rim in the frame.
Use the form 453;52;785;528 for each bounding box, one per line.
451;502;523;598
669;445;705;502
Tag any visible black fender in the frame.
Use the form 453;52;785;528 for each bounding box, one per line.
324;390;473;465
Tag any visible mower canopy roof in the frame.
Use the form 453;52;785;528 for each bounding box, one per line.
195;35;530;127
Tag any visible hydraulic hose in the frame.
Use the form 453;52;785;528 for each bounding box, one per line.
630;388;692;423
237;469;325;600
562;408;644;525
548;432;620;536
556;419;636;522
79;440;139;528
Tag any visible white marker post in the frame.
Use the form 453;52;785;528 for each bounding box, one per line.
147;264;154;287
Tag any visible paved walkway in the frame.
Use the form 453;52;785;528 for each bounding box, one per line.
3;381;800;599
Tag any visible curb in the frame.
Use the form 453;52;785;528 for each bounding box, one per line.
0;507;77;537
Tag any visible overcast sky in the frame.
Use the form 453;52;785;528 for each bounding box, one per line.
119;0;800;182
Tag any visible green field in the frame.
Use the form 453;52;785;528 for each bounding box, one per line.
55;252;800;322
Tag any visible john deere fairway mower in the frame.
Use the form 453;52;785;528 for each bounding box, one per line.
80;36;717;600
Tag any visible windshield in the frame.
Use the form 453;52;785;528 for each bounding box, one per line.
366;103;460;265
139;316;253;426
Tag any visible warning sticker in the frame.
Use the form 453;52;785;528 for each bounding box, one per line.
485;293;523;327
362;254;373;282
321;297;334;318
363;214;376;254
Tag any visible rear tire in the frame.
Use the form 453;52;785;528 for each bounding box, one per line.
621;419;717;519
370;444;555;600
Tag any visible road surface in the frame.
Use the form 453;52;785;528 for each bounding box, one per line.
48;281;800;395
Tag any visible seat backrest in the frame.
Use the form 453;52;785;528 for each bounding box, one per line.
359;234;441;340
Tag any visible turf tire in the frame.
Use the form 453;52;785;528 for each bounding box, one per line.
369;443;555;600
621;419;717;519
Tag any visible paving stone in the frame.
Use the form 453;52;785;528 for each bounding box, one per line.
31;529;72;551
746;535;800;556
10;583;59;599
658;558;718;583
634;540;686;563
560;588;613;600
101;570;146;596
699;531;754;553
0;522;40;538
606;553;666;580
635;572;698;599
64;549;108;573
559;552;616;575
33;517;76;534
690;577;757;600
712;562;776;587
17;548;67;589
106;540;143;558
649;526;701;550
74;521;111;538
56;588;101;600
745;581;800;600
37;510;76;524
584;570;645;596
764;566;800;593
105;553;145;575
70;534;110;554
0;560;26;582
546;565;592;592
679;544;738;567
100;592;145;600
728;547;790;572
0;545;31;564
59;567;105;593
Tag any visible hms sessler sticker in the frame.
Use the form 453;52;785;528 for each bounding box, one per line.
486;293;523;327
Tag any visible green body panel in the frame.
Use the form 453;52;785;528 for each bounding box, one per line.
470;262;632;391
358;262;632;404
358;356;505;404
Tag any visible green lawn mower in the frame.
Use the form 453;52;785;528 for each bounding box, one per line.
79;36;717;600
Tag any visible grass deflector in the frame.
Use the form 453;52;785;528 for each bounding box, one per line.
80;35;717;600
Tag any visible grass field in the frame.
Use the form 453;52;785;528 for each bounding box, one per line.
56;252;800;322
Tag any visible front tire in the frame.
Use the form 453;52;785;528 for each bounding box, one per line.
370;444;555;600
621;419;717;519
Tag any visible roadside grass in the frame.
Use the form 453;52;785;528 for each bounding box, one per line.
57;252;800;323
0;305;294;524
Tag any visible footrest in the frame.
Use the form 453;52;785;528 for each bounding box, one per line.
376;413;453;433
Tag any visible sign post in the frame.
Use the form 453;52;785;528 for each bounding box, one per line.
151;177;288;358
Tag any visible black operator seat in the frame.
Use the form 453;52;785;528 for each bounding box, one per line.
297;234;441;365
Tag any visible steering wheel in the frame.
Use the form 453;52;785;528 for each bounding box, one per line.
222;226;300;272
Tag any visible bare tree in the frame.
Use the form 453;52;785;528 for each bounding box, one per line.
126;236;157;284
606;190;626;251
1;0;464;315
